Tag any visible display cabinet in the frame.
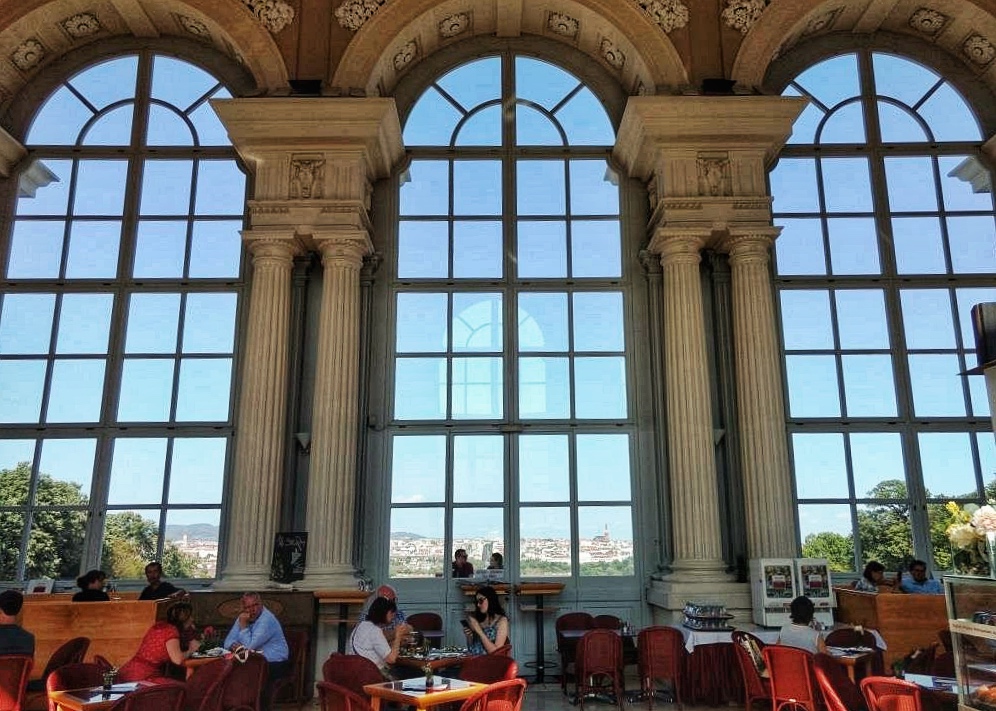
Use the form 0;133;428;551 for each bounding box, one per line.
944;575;996;710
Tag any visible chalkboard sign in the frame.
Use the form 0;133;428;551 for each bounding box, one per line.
270;531;307;584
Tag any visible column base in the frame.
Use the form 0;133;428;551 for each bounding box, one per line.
298;565;358;591
667;558;732;581
647;576;751;625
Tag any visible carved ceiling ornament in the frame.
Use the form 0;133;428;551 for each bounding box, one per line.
721;0;768;35
177;14;212;39
635;0;689;34
963;34;996;66
547;11;580;39
803;7;841;36
697;153;731;197
600;38;626;70
335;0;387;31
11;39;46;72
439;12;471;39
244;0;295;34
394;40;419;71
909;7;949;37
290;155;326;200
61;13;101;39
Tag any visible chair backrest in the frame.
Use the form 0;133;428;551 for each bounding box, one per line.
322;653;384;698
556;612;594;637
763;645;818;709
0;655;32;711
46;662;104;711
406;613;443;632
457;678;527;711
575;629;622;678
492;643;512;657
459;654;519;683
316;681;374;711
860;677;923;711
731;630;769;699
813;653;867;711
92;655;114;672
110;681;186;711
41;637;90;679
824;628;877;650
593;615;621;630
637;626;685;681
186;658;234;711
271;627;309;704
221;652;268;711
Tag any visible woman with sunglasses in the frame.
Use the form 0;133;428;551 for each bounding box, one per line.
464;585;508;655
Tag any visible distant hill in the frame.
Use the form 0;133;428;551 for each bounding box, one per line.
165;523;219;541
390;531;429;540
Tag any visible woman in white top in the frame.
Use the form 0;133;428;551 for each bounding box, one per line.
347;597;412;676
777;595;826;655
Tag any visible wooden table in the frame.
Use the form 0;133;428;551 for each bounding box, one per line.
182;653;224;679
826;647;875;682
395;651;474;672
48;683;149;711
363;677;486;711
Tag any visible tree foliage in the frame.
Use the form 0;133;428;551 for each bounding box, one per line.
801;532;854;572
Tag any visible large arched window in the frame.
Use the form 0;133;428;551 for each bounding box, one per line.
770;50;996;572
384;53;636;584
0;51;245;584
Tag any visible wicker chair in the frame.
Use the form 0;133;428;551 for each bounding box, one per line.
636;626;685;710
316;682;373;711
860;676;924;711
763;645;819;711
574;629;623;711
45;662;104;711
592;615;621;630
321;654;384;699
220;651;268;711
25;637;90;693
458;654;519;683
813;653;868;711
556;612;594;695
457;678;527;711
731;630;771;711
0;655;32;711
185;658;234;711
108;681;186;711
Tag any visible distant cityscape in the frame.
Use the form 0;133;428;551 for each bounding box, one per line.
167;524;219;578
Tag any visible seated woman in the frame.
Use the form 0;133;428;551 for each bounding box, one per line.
72;570;110;602
777;596;826;655
487;553;503;570
855;560;897;593
346;596;412;678
464;585;509;655
117;601;201;682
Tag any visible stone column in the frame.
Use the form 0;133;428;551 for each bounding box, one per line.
304;234;370;586
653;228;727;578
726;228;796;558
220;234;301;586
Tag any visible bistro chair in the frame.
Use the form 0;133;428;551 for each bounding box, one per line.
763;645;819;711
636;626;686;710
593;615;621;630
0;655;32;711
322;654;383;699
269;627;309;706
317;682;373;711
45;662;104;711
556;612;594;695
731;630;771;711
458;654;519;683
220;651;268;711
458;678;527;711
108;680;186;711
185;658;234;711
860;677;923;711
813;653;868;711
26;637;90;692
93;655;115;672
407;613;444;633
574;629;623;711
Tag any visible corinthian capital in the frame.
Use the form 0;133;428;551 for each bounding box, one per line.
314;232;372;269
723;227;781;266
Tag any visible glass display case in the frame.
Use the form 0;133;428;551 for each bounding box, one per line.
944;575;996;709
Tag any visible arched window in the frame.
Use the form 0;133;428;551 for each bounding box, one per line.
0;51;245;584
384;53;635;583
770;50;996;572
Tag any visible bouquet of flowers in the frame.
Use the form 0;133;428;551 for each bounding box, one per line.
199;625;222;651
946;502;996;576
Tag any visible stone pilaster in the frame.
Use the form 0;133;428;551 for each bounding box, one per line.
218;234;301;587
303;233;371;586
726;228;796;558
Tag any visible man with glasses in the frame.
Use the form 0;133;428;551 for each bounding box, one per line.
224;592;290;709
899;560;943;594
452;549;475;578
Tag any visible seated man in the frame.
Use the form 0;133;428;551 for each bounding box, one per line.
358;585;407;643
0;590;34;655
138;561;182;600
224;592;290;709
452;549;474;578
899;559;943;594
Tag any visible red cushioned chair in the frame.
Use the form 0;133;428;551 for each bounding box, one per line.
322;654;383;700
593;615;621;630
731;630;771;711
574;629;623;711
108;680;185;711
814;653;868;711
185;658;234;711
763;645;819;711
637;626;686;710
458;654;519;683
220;651;268;711
556;612;594;695
45;662;104;711
0;655;32;711
317;682;373;711
25;637;90;695
860;676;923;711
458;678;527;711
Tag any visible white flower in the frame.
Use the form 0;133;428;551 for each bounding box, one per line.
948;522;981;548
972;505;996;534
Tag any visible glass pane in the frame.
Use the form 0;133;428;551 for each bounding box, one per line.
194;161;245;215
851;433;905;499
780;290;832;350
83;106;135;146
570;160;619;216
189;88;231;146
396;293;448;353
798;504;854;572
577;434;630;500
908;354;966;416
454;161;501;215
150;55;217;109
126;293;181;353
46;359;105;422
0;360;46;423
949;216;996;274
401;161;449;216
439;57;501;110
872;54;938;107
453;221;502;278
398;221;448;278
518;293;568;352
519;435;569;502
27;86;93;145
189;221;241;278
828;218;880;275
391;435;445;504
939;156;994;212
7;221;64;279
970;371;991;417
453;435;503;503
793;433;847;499
453;293;502;352
454;105;502;146
27;508;86;578
877;102;928;143
578;506;633;576
519;357;569;419
836;290;889;349
182;293;237;353
15;159;72;216
919;83;981;141
175;358;231;421
573;292;624;351
518;161;566;216
109;438;167;505
145;105;194;146
164;508;220;578
517;221;567;278
785;355;840;417
515;57;579;110
571;220;621;278
0;512;24;580
389;507;444;578
118;359;174;422
168;438;225;504
0;439;35;504
770;159;819;213
774;219;825;275
66;221;121;278
841;355;896;417
575;357;626;419
822;158;873;212
858;500;911;572
784;85;823;144
102;509;160;579
919;432;976;499
819;102;866;143
133;220;186;278
452;357;502;419
75;160;128;216
38;438;96;502
901;289;955;349
520;506;571;576
404;88;462;146
794;54;860;110
516;105;563;146
0;293;55;354
555;88;614;145
893;217;946;274
885;157;937;212
394;358;446;420
453;508;504;574
957;288;996;347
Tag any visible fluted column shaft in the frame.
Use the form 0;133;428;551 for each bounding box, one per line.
303;234;370;585
221;236;299;585
658;230;726;577
727;230;796;558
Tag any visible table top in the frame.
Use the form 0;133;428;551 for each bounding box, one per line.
559;629;637;640
363;677;486;709
396;651;474;671
49;683;149;711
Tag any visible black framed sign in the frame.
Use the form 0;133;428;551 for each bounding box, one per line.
270;531;308;583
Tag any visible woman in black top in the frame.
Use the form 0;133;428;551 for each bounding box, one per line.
72;570;110;602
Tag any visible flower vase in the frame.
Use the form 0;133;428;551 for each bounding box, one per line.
952;541;990;576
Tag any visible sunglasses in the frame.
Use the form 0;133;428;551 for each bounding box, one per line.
475;597;486;604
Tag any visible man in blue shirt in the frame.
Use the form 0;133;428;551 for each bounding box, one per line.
899;560;943;594
224;592;289;710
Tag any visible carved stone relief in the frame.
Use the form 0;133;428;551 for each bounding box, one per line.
439;13;471;39
290;155;326;200
61;13;102;40
393;40;419;72
176;14;212;40
600;38;626;71
962;34;996;67
721;0;768;34
11;39;46;73
335;0;387;31
635;0;689;34
547;11;580;40
802;7;841;36
909;8;949;37
697;153;731;197
243;0;295;33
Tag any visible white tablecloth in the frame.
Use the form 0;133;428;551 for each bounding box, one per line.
670;623;886;654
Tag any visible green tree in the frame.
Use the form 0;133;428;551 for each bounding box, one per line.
801;531;854;572
856;480;913;571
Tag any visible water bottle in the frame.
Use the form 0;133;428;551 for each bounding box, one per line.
424;663;434;689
